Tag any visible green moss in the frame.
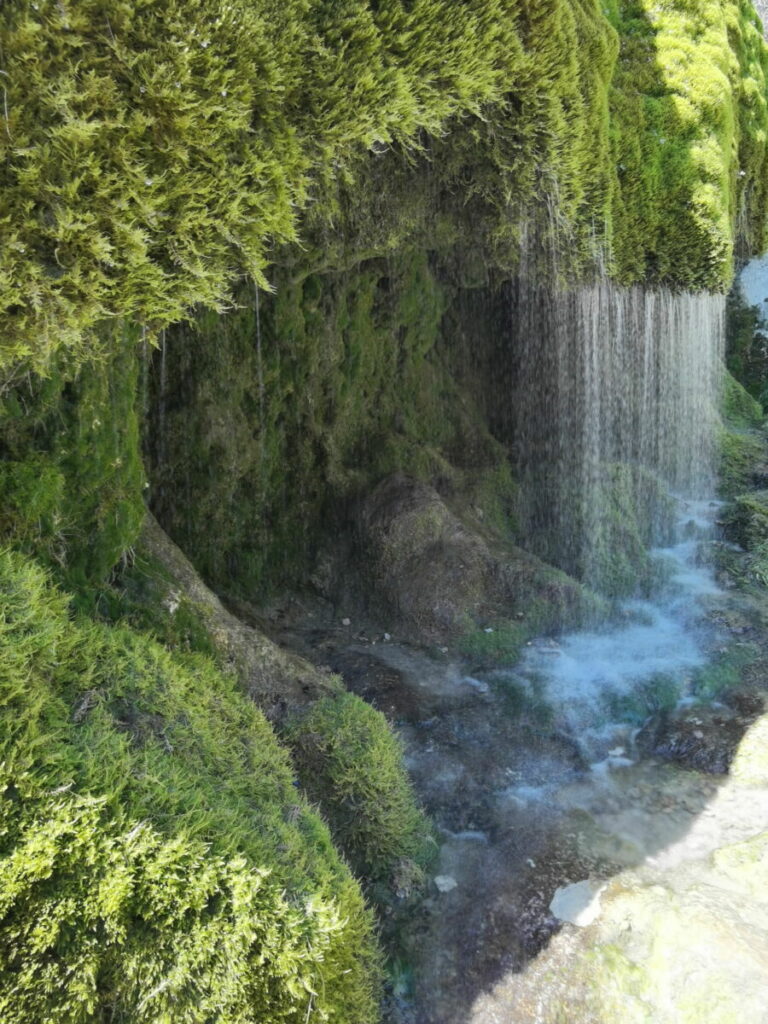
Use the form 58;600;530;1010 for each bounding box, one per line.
3;0;766;378
148;251;506;596
0;550;380;1022
0;323;145;591
459;621;529;667
691;644;760;700
726;287;768;406
723;489;768;547
283;692;434;886
602;672;680;725
723;371;765;428
581;463;673;598
609;0;768;289
719;427;766;497
82;544;218;659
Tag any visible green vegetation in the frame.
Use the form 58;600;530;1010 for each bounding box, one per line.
0;551;380;1022
603;672;680;724
459;622;529;667
719;427;766;497
726;287;768;407
0;322;145;591
608;0;768;287
724;488;768;548
721;489;768;585
723;371;765;428
2;0;766;378
691;644;761;700
1;3;768;1018
284;693;434;886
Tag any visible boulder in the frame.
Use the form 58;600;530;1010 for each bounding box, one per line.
358;473;599;646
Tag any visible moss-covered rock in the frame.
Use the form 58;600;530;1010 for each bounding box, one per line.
724;371;765;428
2;0;766;377
719;427;767;497
0;550;381;1022
284;692;434;887
724;488;768;548
358;473;602;647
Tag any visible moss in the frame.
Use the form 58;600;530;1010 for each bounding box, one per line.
84;544;218;659
723;371;765;428
0;550;380;1022
723;489;768;548
581;463;673;598
602;672;680;725
726;286;768;406
459;621;529;667
719;427;766;497
720;490;768;585
147;252;504;597
0;323;145;591
3;0;766;377
691;644;761;700
609;0;768;289
283;692;434;887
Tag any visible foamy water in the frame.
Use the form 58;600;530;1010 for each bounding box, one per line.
516;498;723;761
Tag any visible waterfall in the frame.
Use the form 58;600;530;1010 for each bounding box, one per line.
253;282;267;486
157;327;167;498
508;276;725;587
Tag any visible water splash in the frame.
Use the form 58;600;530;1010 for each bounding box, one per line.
511;496;724;764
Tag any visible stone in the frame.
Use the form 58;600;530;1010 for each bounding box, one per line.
549;879;605;927
637;699;760;774
434;875;458;893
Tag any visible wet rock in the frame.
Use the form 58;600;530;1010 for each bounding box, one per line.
637;699;761;774
358;473;598;646
549;879;605;927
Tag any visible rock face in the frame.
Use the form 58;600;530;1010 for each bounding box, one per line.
358;473;598;645
549;880;605;927
140;513;337;719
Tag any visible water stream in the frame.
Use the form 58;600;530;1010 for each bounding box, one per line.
277;280;750;1020
379;283;741;1021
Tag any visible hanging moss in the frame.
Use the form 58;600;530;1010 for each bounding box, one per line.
146;250;509;596
0;322;145;592
3;0;766;380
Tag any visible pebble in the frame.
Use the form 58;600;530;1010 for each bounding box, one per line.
550;880;605;927
434;875;458;893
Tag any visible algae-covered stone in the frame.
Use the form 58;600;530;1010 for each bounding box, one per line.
732;712;768;786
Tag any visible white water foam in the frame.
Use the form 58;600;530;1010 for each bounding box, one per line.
518;498;723;760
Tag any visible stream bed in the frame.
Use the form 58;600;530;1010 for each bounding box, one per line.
276;496;768;1023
